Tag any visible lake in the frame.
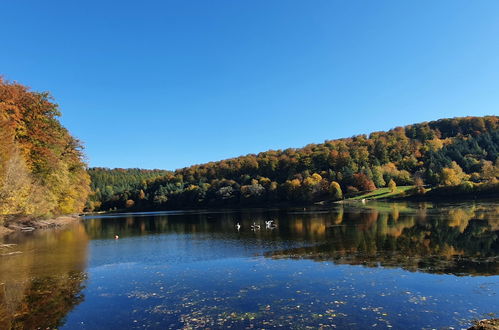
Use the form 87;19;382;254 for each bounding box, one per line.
1;202;498;329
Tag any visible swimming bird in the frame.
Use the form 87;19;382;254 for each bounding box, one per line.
251;222;261;230
236;223;241;231
114;235;119;240
266;220;277;229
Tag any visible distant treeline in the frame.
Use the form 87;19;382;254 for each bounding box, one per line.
87;168;169;208
0;78;90;222
87;116;499;211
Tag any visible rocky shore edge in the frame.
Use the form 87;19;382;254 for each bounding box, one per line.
468;319;499;330
0;215;81;237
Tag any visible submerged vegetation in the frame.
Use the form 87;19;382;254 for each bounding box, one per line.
88;116;498;211
0;78;90;224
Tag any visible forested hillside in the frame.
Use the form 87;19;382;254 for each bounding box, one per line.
89;116;498;211
87;168;169;210
0;78;90;223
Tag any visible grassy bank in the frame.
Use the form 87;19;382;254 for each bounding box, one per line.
346;186;416;201
344;181;498;202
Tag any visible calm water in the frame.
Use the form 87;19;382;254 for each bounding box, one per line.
1;202;498;329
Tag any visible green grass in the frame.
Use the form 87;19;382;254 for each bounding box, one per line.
347;185;415;201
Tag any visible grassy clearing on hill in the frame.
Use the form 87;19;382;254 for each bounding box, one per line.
347;186;415;201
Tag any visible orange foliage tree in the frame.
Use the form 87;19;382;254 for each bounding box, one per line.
0;78;90;219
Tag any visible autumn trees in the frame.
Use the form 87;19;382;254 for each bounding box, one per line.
2;77;495;217
0;78;90;222
329;182;343;200
388;179;397;193
88;116;498;211
440;161;469;186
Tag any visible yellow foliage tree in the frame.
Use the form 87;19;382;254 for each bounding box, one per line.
440;161;468;186
388;179;397;192
329;181;343;200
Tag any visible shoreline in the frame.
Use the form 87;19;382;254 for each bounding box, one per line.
0;215;81;238
99;193;498;214
468;318;499;329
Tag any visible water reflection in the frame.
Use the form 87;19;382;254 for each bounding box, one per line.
0;202;497;329
0;223;88;329
84;202;499;276
264;204;499;276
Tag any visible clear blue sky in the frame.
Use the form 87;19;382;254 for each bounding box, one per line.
1;1;498;170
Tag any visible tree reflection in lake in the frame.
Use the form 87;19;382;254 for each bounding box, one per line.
267;203;499;275
0;223;88;329
84;202;498;276
0;202;497;329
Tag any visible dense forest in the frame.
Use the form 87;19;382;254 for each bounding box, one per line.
88;116;498;211
0;78;90;224
87;168;169;210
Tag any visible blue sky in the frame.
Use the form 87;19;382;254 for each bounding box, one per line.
1;1;498;170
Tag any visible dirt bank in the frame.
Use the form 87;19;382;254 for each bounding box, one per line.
0;225;13;236
1;215;81;237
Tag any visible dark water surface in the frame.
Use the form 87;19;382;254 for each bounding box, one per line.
1;202;498;329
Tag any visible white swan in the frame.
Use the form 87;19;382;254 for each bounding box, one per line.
266;220;277;229
236;223;241;230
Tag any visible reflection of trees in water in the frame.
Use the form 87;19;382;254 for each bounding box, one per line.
265;204;499;276
0;224;88;329
1;272;87;329
82;203;498;275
